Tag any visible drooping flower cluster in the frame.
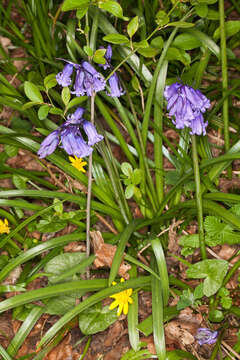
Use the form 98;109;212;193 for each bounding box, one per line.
164;83;210;135
37;107;103;159
0;218;10;234
195;328;218;345
109;278;133;316
56;45;124;98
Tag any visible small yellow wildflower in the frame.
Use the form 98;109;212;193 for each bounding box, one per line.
69;156;87;173
0;219;10;234
109;278;133;316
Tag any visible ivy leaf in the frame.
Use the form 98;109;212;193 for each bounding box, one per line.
45;293;85;315
186;259;229;297
177;289;195;310
36;218;68;234
79;303;118;335
12;175;28;190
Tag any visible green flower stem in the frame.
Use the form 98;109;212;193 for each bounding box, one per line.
219;0;231;177
191;135;206;260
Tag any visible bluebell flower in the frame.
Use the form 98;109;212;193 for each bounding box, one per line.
37;107;103;159
37;130;60;158
66;107;85;124
60;126;93;157
164;82;210;135
195;328;218;346
56;64;74;87
107;73;125;98
99;45;112;70
82;120;104;146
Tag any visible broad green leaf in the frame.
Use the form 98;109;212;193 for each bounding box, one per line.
197;0;217;3
45;293;84;315
133;40;149;48
4;144;18;157
177;289;195;310
186;29;219;57
24;81;43;103
125;184;134;199
155;10;169;26
44;252;87;283
22;101;41;110
206;9;219;20
38;104;50;120
166;47;191;66
167;22;195;28
131;169;142;185
137;46;159;58
214;21;240;40
61;87;71;106
98;1;128;20
12;175;28;190
209;309;224;323
186;259;229;297
103;33;129;44
76;6;88;19
131;75;140;92
195;4;208;17
62;0;90;11
49;107;63;115
83;46;93;57
151;36;164;50
79;303;118;335
93;49;106;64
36;218;68;233
127;16;139;38
121;162;133;176
44;74;57;90
172;33;201;50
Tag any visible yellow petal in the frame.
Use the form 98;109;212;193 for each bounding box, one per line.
123;302;128;315
117;302;123;316
109;300;119;310
120;278;125;283
128;297;133;304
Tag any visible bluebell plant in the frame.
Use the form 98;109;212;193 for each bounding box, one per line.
164;83;210;135
37;107;103;158
195;328;218;345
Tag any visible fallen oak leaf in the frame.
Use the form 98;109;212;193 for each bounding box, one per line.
90;231;131;279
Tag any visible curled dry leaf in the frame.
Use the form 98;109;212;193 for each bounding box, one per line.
90;230;131;279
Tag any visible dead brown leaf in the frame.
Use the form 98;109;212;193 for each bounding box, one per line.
90;231;131;279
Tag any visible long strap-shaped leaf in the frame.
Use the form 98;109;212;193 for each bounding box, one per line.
38;277;150;348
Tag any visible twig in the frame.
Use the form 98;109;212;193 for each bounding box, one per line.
94;212;118;234
207;247;233;267
222;340;240;360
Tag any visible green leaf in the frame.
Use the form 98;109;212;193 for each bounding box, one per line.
38;104;50;120
172;33;201;50
151;36;164;50
45;294;84;315
186;259;229;297
167;22;195;28
155;10;169;26
127;16;139;38
24;81;43;103
12;175;28;190
61;87;71;106
103;33;129;44
53;198;63;215
62;0;90;11
44;252;87;283
22;101;41;110
76;6;88;19
197;0;217;3
93;48;106;64
98;1;128;20
166;47;191;66
131;75;140;92
137;46;159;58
209;309;224;323
49;107;64;115
83;46;94;57
195;4;208;17
214;21;240;40
177;289;195;310
125;184;134;199
121;162;133;177
193;283;204;299
44;74;57;90
36;218;68;233
206;9;219;20
79;303;118;335
179;234;199;249
131;169;142;185
133;40;149;48
4;144;18;157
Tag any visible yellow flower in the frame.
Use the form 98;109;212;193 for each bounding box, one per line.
69;156;87;173
109;278;133;316
0;219;10;234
